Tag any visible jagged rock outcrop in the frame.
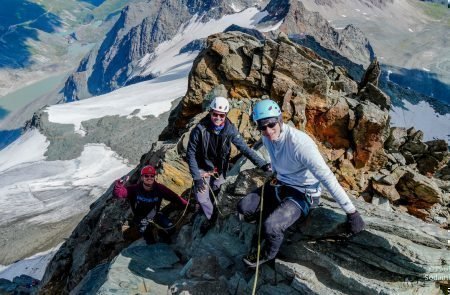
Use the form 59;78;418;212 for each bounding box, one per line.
0;275;39;294
360;57;381;89
160;31;449;222
39;31;449;294
161;31;378;167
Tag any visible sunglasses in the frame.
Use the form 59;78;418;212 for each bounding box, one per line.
211;112;226;119
257;122;278;131
142;174;155;179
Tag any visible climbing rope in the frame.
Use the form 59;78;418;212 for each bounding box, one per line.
204;172;225;217
148;182;193;232
252;179;266;295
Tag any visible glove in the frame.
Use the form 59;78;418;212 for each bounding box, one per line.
114;178;129;199
115;178;125;188
347;211;365;235
260;163;272;172
194;179;206;193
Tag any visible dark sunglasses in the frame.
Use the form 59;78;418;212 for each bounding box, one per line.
257;122;278;131
211;112;226;118
142;174;155;179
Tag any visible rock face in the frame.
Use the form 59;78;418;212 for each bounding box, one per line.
61;0;374;103
161;31;449;222
39;32;449;294
261;0;374;80
39;136;449;294
24;104;173;164
0;275;39;294
61;0;269;101
161;31;377;166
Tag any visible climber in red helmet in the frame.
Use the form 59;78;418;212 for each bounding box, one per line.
113;165;187;244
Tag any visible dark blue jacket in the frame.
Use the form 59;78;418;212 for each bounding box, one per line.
186;115;266;180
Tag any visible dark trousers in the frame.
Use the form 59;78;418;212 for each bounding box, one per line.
141;212;175;243
237;184;310;259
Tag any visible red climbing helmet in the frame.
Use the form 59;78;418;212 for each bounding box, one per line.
140;165;156;176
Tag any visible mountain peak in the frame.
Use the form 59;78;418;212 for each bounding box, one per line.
39;31;449;294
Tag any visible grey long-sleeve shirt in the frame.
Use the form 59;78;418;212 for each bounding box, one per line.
263;124;356;214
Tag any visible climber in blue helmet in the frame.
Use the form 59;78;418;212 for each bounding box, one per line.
237;99;365;268
186;96;270;235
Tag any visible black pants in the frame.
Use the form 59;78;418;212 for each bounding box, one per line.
140;212;175;243
237;184;310;259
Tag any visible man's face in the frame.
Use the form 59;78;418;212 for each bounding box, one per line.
210;110;227;127
141;173;155;188
259;121;281;141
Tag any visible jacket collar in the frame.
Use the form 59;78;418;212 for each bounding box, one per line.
200;114;231;134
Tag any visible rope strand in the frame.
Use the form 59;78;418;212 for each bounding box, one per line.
149;183;193;231
252;180;266;295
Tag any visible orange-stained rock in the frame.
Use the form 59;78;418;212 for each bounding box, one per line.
313;96;351;149
372;181;401;202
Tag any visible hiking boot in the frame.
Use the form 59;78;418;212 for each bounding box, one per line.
243;251;273;268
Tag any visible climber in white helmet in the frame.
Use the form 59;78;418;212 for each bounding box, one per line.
186;96;270;235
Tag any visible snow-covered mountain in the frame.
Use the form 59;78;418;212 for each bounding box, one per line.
0;0;138;149
301;0;450;104
0;4;278;279
0;0;449;290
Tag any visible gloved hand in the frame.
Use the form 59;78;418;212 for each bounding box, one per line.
194;179;206;193
114;176;129;199
260;163;272;172
115;178;125;188
347;210;365;235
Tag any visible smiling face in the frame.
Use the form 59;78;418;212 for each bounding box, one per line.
257;117;282;141
141;173;155;190
260;121;281;141
210;110;227;127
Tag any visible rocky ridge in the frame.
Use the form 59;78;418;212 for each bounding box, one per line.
60;0;374;102
260;0;374;80
37;32;449;294
61;0;270;102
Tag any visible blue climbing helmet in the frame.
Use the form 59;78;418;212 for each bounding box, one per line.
252;99;282;122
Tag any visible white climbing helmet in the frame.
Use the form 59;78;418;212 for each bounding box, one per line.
210;96;230;113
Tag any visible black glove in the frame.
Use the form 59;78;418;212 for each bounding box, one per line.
194;179;206;193
347;210;365;235
260;163;272;172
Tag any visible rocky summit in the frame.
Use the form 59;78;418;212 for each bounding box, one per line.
37;32;449;294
